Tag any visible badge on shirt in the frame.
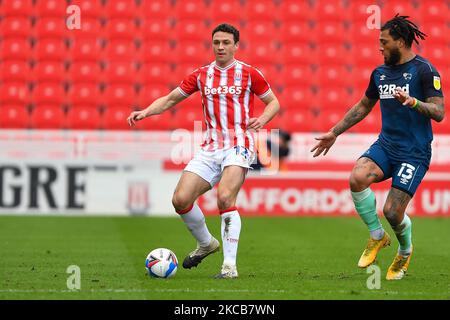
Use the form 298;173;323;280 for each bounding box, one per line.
433;76;441;90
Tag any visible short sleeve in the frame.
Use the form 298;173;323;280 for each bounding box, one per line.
250;67;271;98
365;70;379;100
420;69;444;99
178;69;200;97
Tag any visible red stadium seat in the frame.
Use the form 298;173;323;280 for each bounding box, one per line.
139;0;172;20
104;40;138;62
247;41;279;64
173;105;202;130
133;111;175;131
138;84;169;106
0;61;31;82
66;105;102;129
32;82;66;106
174;0;209;19
350;65;374;94
74;0;103;18
419;1;448;23
0;17;32;38
420;22;447;44
67;83;101;107
138;19;173;41
244;21;277;42
419;45;449;69
0;104;30;128
432;111;450;134
313;0;349;21
349;0;378;23
281;86;317;110
102;106;134;130
0;38;31;61
349;21;380;44
105;0;139;19
254;63;281;90
34;0;68;17
280;109;317;132
68;61;102;83
34;18;67;39
174;40;210;65
280;43;316;65
315;21;348;44
173;20;210;42
0;82;29;104
316;43;350;65
103;62;137;85
317;66;352;88
32;62;66;83
34;39;67;62
382;2;418;22
174;63;201;83
103;84;137;107
139;40;174;63
138;63;173;86
210;0;243;22
0;0;33;17
279;1;315;21
279;21;316;43
351;43;380;67
30;104;65;129
316;107;347;133
318;87;354;110
280;64;315;88
105;19;138;40
69;38;102;62
243;0;278;21
68;18;103;39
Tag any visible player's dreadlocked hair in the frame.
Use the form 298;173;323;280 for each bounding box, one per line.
381;14;427;48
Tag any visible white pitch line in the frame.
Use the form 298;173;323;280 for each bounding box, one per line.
0;289;441;296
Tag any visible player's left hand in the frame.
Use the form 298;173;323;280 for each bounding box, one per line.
394;87;415;107
248;117;264;131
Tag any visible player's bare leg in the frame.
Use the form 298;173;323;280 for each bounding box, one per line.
383;188;413;280
350;157;391;268
214;165;247;279
172;171;220;269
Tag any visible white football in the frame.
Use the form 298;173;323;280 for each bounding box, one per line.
145;248;178;278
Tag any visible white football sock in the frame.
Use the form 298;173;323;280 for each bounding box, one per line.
179;203;212;247
220;209;241;266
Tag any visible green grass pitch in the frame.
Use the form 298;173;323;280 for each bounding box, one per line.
0;216;449;300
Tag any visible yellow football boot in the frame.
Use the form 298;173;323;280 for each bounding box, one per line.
358;232;391;268
386;246;413;280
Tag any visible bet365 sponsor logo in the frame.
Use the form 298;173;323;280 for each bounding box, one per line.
378;84;409;99
204;85;242;96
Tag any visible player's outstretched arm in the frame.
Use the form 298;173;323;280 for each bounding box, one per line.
248;92;280;131
310;95;377;157
127;88;186;127
394;87;445;122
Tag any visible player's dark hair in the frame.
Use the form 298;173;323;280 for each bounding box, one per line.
212;23;240;44
381;14;427;48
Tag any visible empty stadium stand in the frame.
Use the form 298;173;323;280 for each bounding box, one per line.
0;0;448;133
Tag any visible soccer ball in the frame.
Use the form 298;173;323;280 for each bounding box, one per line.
145;248;178;278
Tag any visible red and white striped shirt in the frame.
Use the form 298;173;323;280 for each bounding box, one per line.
177;59;271;152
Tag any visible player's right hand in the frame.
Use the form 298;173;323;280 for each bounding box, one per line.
127;110;146;127
310;131;337;157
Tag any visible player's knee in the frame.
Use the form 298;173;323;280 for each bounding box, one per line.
217;189;234;210
349;171;370;192
172;192;192;213
383;206;399;225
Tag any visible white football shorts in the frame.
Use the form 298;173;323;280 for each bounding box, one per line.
184;146;256;187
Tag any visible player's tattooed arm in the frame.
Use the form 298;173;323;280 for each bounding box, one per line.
414;96;445;122
331;95;378;136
